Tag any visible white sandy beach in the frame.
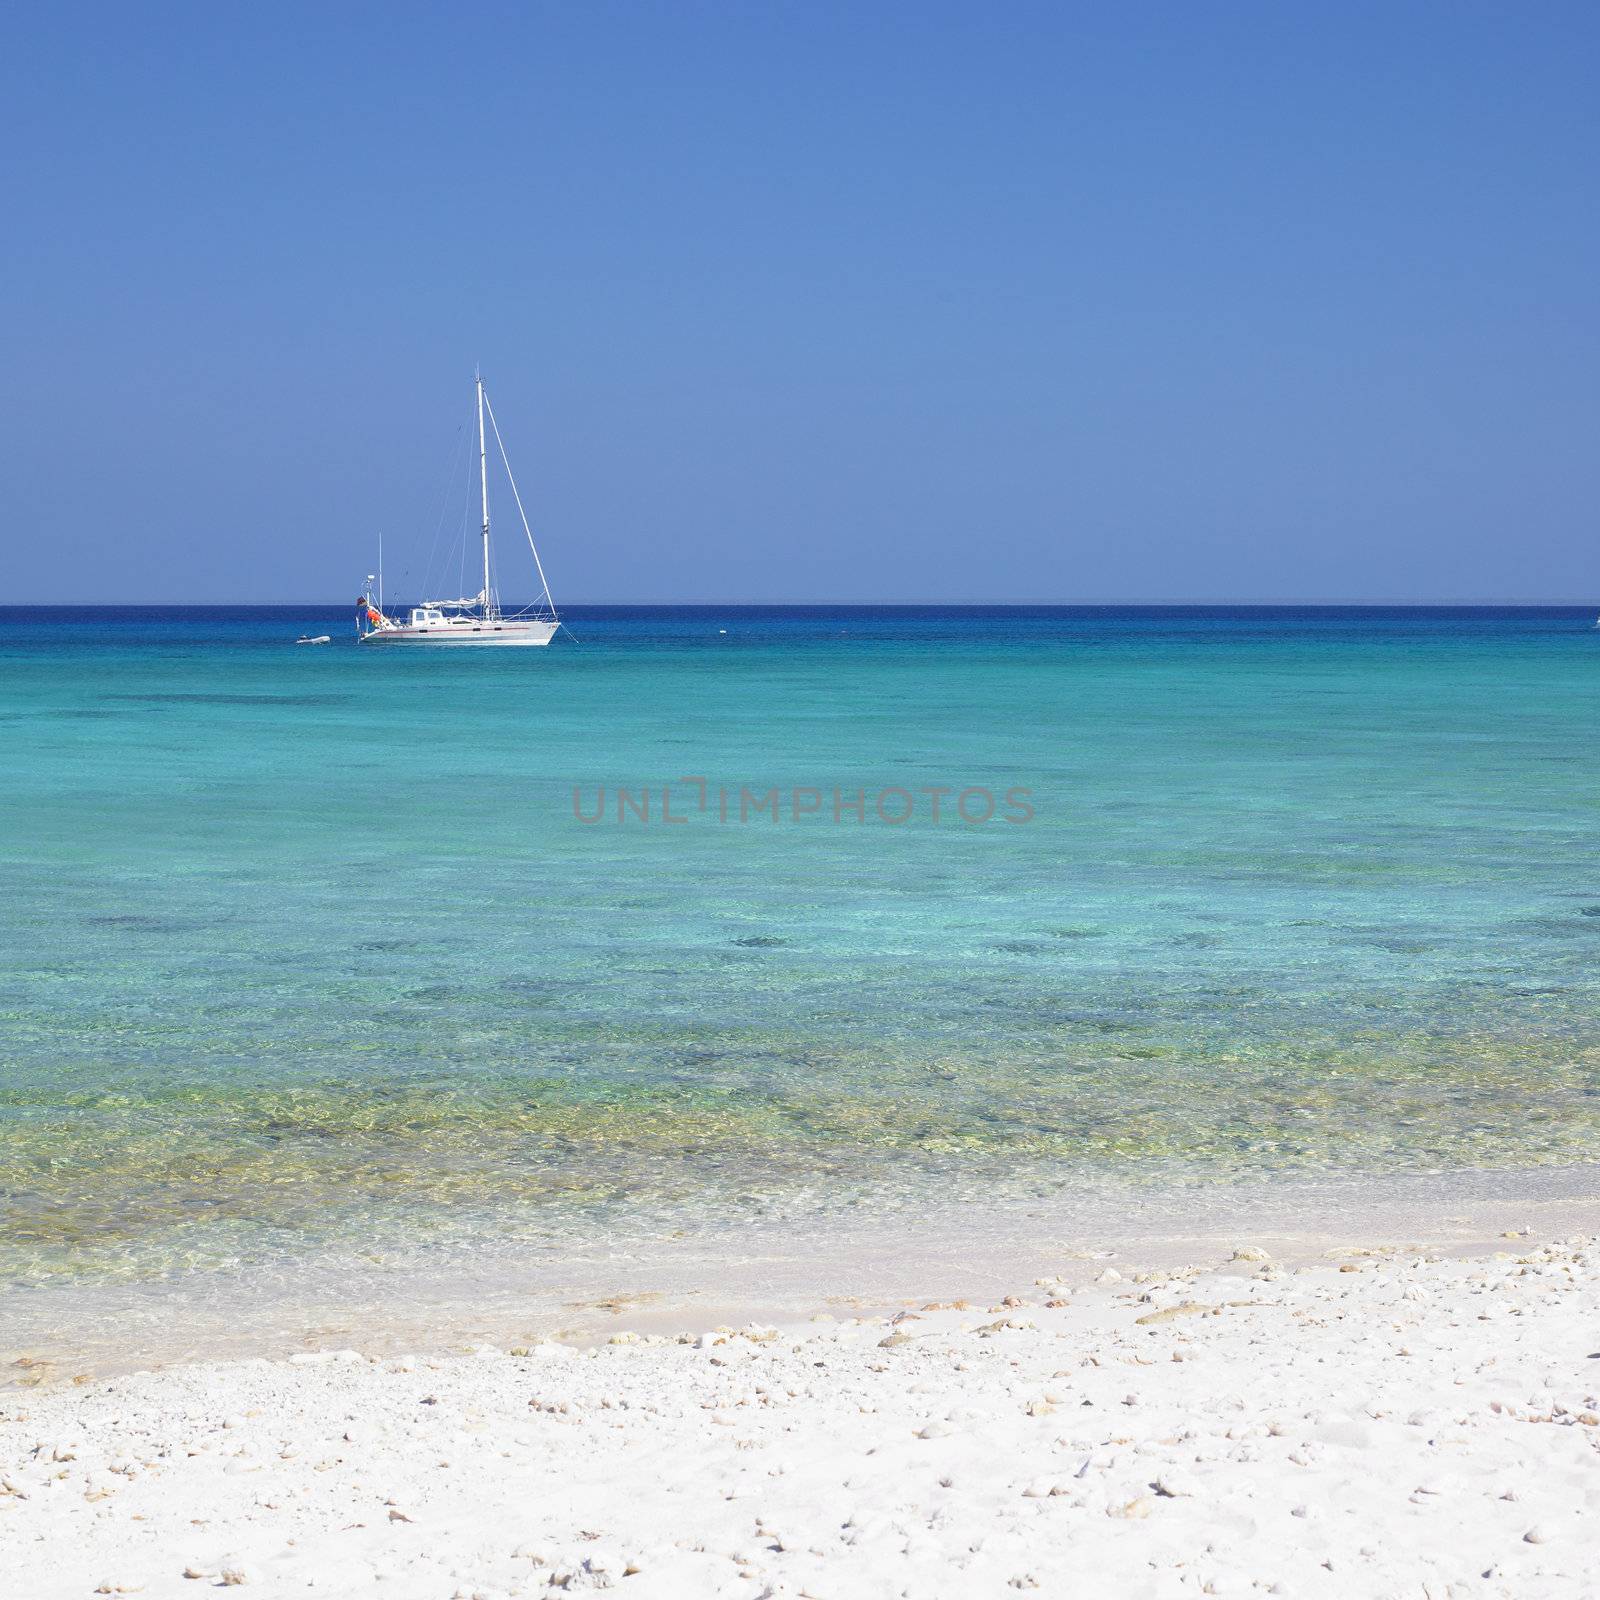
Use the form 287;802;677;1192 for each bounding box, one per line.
4;1230;1598;1599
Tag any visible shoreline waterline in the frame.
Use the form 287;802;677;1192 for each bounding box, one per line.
7;1160;1597;1382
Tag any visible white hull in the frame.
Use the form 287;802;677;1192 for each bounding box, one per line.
362;619;556;647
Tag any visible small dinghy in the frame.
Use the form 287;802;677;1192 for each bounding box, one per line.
296;635;332;645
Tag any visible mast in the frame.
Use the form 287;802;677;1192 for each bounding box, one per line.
476;368;491;612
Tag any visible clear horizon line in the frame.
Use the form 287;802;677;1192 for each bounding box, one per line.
5;596;1600;609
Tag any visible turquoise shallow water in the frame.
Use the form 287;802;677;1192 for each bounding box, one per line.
2;606;1598;1287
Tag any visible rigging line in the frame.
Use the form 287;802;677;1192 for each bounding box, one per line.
457;421;473;603
419;419;469;609
487;502;501;609
482;387;557;616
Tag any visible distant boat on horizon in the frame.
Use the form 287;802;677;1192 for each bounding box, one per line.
358;370;560;647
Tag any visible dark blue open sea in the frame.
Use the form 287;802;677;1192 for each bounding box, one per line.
3;606;1599;1296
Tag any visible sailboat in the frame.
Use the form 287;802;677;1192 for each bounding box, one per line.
358;371;559;646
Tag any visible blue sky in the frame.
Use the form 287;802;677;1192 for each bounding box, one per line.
3;2;1596;602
